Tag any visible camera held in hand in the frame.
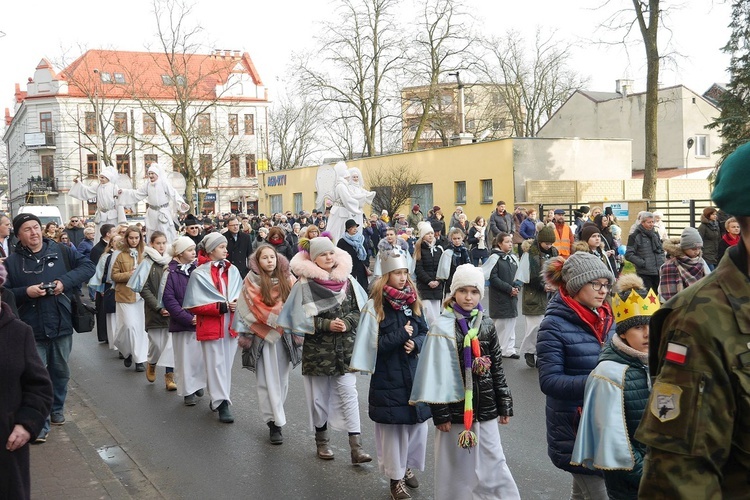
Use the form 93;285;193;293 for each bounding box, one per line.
40;282;57;296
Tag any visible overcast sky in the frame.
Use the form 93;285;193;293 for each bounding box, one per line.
0;0;732;114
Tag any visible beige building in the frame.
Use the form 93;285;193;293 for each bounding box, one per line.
537;82;722;173
401;83;516;151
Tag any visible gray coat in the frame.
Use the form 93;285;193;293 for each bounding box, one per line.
625;225;665;276
489;209;514;240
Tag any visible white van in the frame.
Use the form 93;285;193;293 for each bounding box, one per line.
17;205;63;227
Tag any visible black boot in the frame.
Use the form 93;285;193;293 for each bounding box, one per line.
267;421;283;445
217;401;234;423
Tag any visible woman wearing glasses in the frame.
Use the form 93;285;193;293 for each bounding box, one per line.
536;252;616;500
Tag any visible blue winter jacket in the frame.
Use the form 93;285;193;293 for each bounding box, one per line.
4;239;96;341
368;305;431;425
537;292;616;474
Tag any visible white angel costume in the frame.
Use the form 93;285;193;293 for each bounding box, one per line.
347;167;375;219
119;164;187;244
68;165;126;237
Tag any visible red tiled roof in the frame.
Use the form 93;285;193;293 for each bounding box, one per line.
58;49;264;101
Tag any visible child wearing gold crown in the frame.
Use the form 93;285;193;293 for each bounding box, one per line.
350;247;431;499
571;274;659;500
409;264;520;500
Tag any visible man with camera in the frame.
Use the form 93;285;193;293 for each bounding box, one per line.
3;213;95;443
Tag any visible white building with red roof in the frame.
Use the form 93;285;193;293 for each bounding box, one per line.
3;49;269;219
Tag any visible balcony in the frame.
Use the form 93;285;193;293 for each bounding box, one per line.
24;132;56;150
27;177;59;193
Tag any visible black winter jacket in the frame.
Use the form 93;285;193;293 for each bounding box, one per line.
625;225;665;276
226;230;253;278
697;218;720;266
414;241;444;301
488;249;518;319
368;305;431;425
430;315;513;425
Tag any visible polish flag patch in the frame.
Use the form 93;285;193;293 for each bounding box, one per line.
665;343;688;365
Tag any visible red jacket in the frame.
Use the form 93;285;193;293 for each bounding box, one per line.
187;262;238;341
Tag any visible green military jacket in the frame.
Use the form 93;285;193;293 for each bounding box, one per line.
635;243;750;499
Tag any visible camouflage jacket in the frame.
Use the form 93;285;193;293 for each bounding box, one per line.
635;243;750;499
301;285;361;377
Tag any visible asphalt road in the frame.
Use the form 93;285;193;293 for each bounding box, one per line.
67;304;571;499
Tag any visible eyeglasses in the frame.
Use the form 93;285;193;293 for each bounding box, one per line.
588;281;611;291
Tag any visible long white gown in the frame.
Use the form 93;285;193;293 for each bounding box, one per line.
68;167;126;237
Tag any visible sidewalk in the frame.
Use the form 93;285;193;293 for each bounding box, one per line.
29;381;161;499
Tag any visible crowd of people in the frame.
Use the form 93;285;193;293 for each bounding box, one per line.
4;146;750;499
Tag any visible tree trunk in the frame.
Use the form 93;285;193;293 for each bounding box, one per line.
637;0;660;200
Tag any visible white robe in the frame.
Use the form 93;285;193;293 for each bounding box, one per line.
119;180;185;244
328;181;361;243
69;181;126;237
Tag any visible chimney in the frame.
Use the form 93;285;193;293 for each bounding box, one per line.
616;79;633;98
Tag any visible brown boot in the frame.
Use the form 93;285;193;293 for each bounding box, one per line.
349;434;372;464
146;363;156;383
315;431;334;460
164;372;177;391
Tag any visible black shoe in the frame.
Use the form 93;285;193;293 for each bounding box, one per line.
504;353;520;360
33;429;49;444
195;388;205;397
268;422;283;445
50;413;66;425
184;394;197;406
403;468;418;489
118;352;125;359
525;353;536;368
135;362;145;372
217;401;234;423
124;355;133;368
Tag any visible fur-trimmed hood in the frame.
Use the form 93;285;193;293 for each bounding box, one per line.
572;240;605;255
290;246;353;282
662;236;686;258
248;244;291;279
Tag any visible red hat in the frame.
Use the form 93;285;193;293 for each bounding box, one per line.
412;204;420;211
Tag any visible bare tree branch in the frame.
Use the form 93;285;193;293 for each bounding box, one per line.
366;163;422;216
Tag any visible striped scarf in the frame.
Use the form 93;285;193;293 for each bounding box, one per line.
383;284;416;311
452;303;491;449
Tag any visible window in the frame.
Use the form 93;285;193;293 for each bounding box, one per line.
172;154;185;172
230;154;240;177
228;114;238;135
99;72;112;84
466;119;476;130
114;112;128;134
161;75;186;86
197;113;211;135
116;154;130;176
411;184;433;212
440;94;452;107
270;194;283;214
86;154;99;178
481;179;493;204
244;114;255;135
200;154;212;176
294;193;303;214
40;112;52;133
171;113;184;134
175;75;186;86
144;154;158;169
245;154;256;177
695;135;709;157
85;112;96;134
455;181;466;205
492;119;506;131
41;155;54;179
113;73;126;84
464;91;475;105
143;113;157;134
491;92;503;105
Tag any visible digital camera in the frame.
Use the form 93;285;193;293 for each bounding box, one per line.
40;282;57;296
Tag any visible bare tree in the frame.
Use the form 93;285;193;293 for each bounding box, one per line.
405;0;474;151
366;163;422;217
268;91;323;170
298;0;404;157
478;29;588;137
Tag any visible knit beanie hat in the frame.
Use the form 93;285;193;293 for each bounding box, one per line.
561;252;614;296
449;264;485;299
172;236;196;257
680;226;703;250
418;221;434;239
712;141;750;216
613;274;660;335
13;213;42;236
537;225;556;243
199;232;227;255
308;236;336;261
580;223;601;243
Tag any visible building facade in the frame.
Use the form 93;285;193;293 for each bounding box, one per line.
3;49;268;219
537;82;722;173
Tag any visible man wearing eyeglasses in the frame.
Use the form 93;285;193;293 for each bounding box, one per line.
3;213;95;443
64;217;85;248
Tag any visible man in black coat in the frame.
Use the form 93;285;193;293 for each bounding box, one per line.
225;216;252;278
89;224;115;266
183;214;203;246
337;219;370;291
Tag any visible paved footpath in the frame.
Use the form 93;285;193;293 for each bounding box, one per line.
30;379;162;499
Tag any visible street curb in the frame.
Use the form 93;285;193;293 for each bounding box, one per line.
65;379;165;499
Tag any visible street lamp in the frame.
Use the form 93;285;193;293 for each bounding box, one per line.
685;137;694;179
448;71;465;134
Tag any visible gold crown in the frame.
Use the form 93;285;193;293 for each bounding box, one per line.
613;289;660;323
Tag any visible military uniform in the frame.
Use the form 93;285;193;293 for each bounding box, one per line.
635;243;750;498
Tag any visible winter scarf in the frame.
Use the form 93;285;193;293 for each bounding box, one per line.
383;284;417;311
675;255;706;287
558;287;614;345
238;272;286;341
343;230;367;261
451;303;491;449
450;244;470;268
722;232;740;248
